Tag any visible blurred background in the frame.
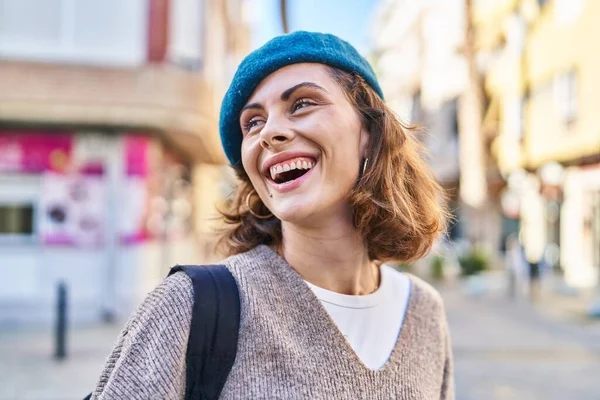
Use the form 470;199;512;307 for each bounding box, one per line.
1;0;599;399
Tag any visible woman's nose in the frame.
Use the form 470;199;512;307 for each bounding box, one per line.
259;116;294;150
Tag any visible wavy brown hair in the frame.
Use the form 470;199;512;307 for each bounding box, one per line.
217;67;448;263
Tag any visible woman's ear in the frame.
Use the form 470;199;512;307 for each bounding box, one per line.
359;128;371;159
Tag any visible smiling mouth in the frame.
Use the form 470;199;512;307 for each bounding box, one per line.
268;157;316;184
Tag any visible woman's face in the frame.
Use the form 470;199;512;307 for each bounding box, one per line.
240;63;369;225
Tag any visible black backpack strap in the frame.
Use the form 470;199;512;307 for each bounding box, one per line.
168;265;241;400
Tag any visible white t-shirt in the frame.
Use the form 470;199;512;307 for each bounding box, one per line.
305;265;411;371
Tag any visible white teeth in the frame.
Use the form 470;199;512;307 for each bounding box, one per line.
268;158;316;181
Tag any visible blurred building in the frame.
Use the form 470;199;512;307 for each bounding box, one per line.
477;0;600;289
0;0;249;324
371;0;505;251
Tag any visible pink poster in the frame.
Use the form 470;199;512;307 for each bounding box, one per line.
125;135;150;177
0;132;72;173
120;135;153;244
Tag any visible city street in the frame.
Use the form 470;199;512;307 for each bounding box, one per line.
443;286;600;400
1;283;600;399
2;1;600;399
0;322;122;400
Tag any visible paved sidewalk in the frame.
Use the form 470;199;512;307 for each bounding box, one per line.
0;323;124;400
441;284;600;400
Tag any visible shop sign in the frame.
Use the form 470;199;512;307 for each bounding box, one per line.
0;132;72;173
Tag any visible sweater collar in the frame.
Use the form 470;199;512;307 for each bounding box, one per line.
245;244;419;375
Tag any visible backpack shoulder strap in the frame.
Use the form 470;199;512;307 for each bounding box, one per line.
168;264;240;400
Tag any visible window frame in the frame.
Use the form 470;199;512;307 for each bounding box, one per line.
553;70;578;125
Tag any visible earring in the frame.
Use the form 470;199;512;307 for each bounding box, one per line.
245;191;273;219
362;158;369;175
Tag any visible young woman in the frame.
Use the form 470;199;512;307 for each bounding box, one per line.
92;31;454;399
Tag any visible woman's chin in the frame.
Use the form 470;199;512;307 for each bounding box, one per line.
275;208;310;224
273;203;317;225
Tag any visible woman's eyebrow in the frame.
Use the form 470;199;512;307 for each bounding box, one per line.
240;102;264;114
281;82;329;101
240;82;329;115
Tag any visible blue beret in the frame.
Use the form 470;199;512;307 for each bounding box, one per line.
219;30;384;166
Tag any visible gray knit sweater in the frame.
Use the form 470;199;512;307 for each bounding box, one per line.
92;245;454;399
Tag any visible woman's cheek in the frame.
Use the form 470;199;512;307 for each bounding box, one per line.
240;140;261;183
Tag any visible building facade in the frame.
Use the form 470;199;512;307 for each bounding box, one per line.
0;0;249;325
478;0;600;289
371;0;505;254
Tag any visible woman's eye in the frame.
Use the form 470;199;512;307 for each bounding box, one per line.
243;118;263;134
292;99;315;113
